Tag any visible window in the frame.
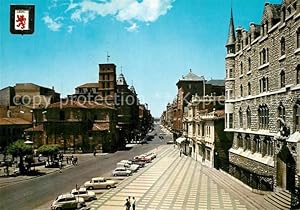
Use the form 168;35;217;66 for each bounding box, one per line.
240;62;243;75
237;134;243;148
294;101;300;131
229;69;233;78
59;111;65;120
240;85;243;97
229;113;233;128
260;77;269;93
297;65;300;84
261;48;267;65
278;102;286;122
248;82;251;95
247;107;251;129
245;135;251;151
258;104;269;129
280;37;285;56
297;28;300;49
248;57;251;72
239;108;243;129
280;70;285;88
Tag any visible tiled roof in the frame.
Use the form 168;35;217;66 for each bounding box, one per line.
76;83;99;88
92;123;109;131
0;118;31;125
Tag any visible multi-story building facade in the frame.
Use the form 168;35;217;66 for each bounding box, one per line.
27;100;117;153
172;70;225;140
225;1;300;193
182;95;232;170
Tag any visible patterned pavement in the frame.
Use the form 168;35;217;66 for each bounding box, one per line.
88;145;251;210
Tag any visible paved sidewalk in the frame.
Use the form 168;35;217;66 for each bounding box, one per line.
87;145;268;210
0;153;107;188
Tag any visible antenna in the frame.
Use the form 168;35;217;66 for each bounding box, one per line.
121;66;123;74
106;51;110;63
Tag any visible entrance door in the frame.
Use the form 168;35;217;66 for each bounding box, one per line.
277;145;296;191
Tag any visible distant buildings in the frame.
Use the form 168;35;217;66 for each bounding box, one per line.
224;0;300;196
0;63;153;153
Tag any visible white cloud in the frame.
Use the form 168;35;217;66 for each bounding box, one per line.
126;22;139;32
42;15;63;31
67;0;174;29
45;0;175;32
67;25;74;33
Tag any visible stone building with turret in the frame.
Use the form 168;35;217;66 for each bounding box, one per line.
224;0;300;200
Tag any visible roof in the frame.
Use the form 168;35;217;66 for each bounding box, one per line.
206;80;225;86
117;73;128;86
179;70;204;82
48;100;114;109
92;123;109;131
0;118;31;125
226;8;236;46
76;83;99;88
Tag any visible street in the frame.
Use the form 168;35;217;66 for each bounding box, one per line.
0;124;167;210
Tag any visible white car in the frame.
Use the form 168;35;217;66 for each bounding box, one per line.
84;177;117;190
112;167;132;176
51;193;85;210
146;152;157;160
117;162;140;172
71;187;96;201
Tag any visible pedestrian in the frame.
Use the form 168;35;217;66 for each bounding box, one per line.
132;197;136;210
93;150;96;157
66;156;69;164
59;160;62;173
124;198;130;210
74;156;78;165
71;155;74;165
180;148;182;157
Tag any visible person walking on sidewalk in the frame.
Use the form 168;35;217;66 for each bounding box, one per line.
124;198;130;210
180;148;183;157
132;197;136;210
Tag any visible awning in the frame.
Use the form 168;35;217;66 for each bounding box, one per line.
176;137;186;144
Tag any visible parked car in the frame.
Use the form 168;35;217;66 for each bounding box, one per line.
134;155;151;163
117;162;140;172
51;193;85;210
130;159;146;167
84;177;117;190
146;152;157;160
71;187;96;201
112;167;132;176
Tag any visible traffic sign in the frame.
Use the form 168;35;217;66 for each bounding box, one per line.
10;5;35;35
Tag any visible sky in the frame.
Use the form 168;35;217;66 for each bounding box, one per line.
0;0;282;117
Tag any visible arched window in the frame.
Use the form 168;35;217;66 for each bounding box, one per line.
280;37;285;56
258;104;269;129
248;57;251;72
240;62;243;75
240;84;243;97
239;108;243;129
229;68;233;78
278;102;286;122
237;134;243;148
247;107;251;129
294;101;300;131
248;82;251;95
280;70;285;88
297;28;300;49
296;65;300;84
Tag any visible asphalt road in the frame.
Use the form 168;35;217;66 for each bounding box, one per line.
0;124;171;210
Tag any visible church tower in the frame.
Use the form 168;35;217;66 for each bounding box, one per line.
98;63;117;105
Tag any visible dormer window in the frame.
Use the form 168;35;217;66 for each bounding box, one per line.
280;37;285;56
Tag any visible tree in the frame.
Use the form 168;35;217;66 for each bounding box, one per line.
37;144;60;161
8;140;33;175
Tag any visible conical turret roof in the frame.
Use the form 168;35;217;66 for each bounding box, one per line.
226;8;236;46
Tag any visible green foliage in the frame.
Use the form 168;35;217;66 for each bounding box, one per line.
7;140;33;156
37;144;60;156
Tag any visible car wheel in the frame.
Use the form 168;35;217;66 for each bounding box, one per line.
88;186;94;190
106;185;111;189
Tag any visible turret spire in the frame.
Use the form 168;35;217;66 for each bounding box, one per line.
226;8;236;47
